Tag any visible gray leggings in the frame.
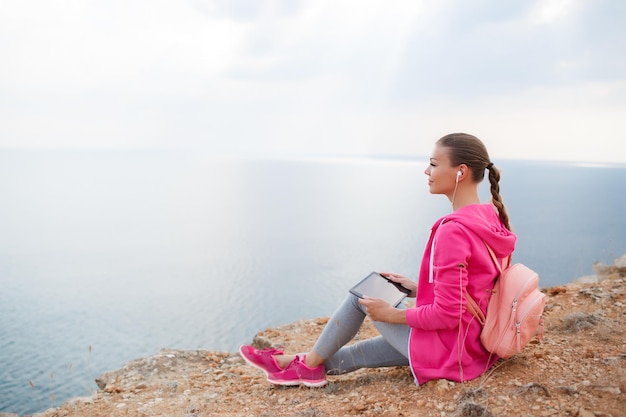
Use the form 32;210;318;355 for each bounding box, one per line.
312;293;410;375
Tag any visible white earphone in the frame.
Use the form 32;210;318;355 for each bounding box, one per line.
451;170;462;210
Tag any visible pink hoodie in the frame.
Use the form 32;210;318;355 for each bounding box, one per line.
405;203;517;384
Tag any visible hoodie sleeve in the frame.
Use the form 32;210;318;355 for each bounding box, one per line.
405;222;471;330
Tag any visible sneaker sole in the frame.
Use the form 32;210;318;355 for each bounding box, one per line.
267;377;328;388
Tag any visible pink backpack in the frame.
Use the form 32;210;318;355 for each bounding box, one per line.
466;244;545;358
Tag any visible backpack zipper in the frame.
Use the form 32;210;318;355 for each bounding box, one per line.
515;291;545;331
510;266;538;309
514;291;545;352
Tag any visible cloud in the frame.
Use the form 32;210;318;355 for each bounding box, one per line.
389;0;626;99
0;0;248;94
192;0;303;21
0;0;624;162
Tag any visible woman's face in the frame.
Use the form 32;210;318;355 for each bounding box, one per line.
424;145;458;195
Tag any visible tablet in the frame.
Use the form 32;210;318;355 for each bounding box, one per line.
349;272;410;307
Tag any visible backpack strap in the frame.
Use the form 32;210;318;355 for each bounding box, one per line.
484;242;511;271
465;290;485;325
465;242;512;326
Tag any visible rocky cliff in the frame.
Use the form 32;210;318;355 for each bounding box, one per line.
8;256;626;417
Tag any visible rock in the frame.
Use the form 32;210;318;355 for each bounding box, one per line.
547;286;567;296
592;255;626;279
590;385;621;395
64;397;94;407
614;254;626;268
435;379;454;392
575;407;595;417
96;348;215;391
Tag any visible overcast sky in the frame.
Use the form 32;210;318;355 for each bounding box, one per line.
1;0;625;163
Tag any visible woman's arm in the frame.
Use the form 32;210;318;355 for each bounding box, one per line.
405;222;471;330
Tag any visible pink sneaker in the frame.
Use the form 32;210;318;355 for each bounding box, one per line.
239;345;284;376
267;355;327;387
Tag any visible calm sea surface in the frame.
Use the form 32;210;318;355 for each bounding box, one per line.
1;150;624;415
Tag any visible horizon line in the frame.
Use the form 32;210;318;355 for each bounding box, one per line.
1;146;625;167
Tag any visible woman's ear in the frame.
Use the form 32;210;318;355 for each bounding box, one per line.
456;164;469;181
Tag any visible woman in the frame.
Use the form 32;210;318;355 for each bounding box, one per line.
239;133;516;387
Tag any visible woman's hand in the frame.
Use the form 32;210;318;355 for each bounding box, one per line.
358;297;407;324
380;272;417;298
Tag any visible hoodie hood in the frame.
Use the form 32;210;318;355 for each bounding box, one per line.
434;203;516;258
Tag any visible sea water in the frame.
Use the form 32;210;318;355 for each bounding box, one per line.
0;150;624;415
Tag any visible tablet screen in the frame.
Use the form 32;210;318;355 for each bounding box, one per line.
349;272;409;307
